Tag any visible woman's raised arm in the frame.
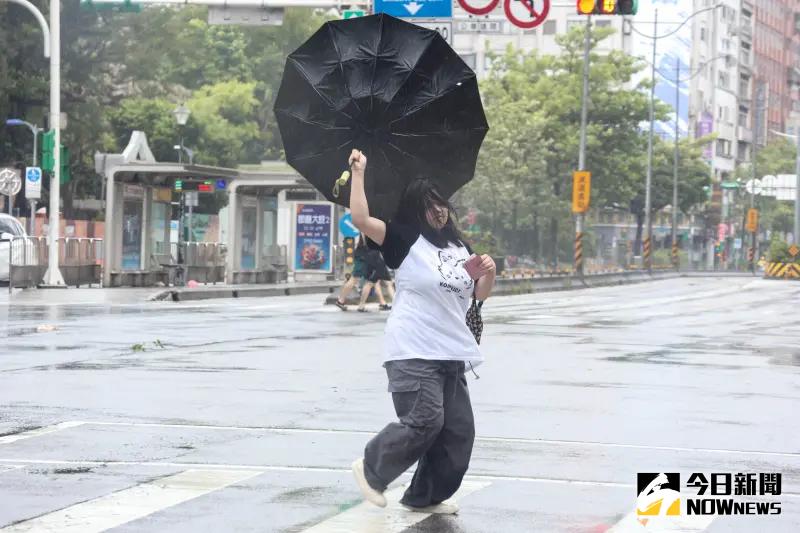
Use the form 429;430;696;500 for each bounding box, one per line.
348;149;387;245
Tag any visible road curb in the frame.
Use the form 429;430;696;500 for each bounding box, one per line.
151;282;339;302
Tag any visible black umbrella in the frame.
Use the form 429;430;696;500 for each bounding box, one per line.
274;13;489;220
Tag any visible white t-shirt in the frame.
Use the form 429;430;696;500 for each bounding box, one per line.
370;222;483;365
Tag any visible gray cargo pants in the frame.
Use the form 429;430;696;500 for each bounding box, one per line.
362;358;475;508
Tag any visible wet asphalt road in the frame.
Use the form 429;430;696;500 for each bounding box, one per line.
0;277;798;532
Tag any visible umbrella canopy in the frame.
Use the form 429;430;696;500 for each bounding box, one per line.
274;13;489;221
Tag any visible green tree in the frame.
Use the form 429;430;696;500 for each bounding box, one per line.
462;25;658;264
628;137;711;253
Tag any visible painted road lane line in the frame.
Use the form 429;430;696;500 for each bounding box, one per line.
300;480;490;533
66;421;800;459
0;469;261;533
607;510;714;532
0;422;84;445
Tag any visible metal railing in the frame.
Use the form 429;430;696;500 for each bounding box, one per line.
6;237;103;289
152;241;226;286
184;242;226;284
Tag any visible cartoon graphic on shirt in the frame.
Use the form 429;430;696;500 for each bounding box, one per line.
437;250;474;299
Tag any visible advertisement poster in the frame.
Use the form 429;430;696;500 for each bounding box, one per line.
294;202;333;273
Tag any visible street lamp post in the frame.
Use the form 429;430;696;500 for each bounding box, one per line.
172;103;190;285
634;3;724;271
5;119;43;232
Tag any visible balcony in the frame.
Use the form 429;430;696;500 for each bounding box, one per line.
738;126;753;143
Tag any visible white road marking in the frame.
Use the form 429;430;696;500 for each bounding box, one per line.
300;480;490;533
0;422;85;445
64;421;800;459
0;469;261;533
0;459;797;499
607;510;714;532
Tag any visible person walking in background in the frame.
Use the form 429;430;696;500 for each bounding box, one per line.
335;235;369;311
358;247;394;312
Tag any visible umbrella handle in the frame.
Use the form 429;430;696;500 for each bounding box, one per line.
332;170;351;198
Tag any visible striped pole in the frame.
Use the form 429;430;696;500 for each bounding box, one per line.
671;239;679;271
643;237;652;271
574;230;584;276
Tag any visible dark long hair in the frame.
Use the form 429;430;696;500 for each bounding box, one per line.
394;179;468;249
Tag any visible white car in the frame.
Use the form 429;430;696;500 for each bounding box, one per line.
0;214;39;283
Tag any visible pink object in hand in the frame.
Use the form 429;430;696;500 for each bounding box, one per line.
463;254;483;280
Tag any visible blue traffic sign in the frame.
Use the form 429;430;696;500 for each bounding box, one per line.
26;167;41;183
339;213;360;238
374;0;452;18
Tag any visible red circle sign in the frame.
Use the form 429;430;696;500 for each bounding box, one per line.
458;0;500;16
504;0;550;29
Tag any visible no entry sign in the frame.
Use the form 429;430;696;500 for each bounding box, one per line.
504;0;550;29
457;0;500;16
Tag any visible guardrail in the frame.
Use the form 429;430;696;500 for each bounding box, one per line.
6;237;103;289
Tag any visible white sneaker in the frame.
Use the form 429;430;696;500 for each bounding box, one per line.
351;458;387;507
402;502;459;515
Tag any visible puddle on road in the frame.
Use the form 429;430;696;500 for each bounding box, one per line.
605;349;746;370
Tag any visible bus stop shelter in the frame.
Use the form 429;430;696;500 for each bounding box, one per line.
96;131;315;287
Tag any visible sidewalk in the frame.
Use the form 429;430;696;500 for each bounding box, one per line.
0;281;341;306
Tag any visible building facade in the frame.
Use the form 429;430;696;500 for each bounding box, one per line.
452;2;633;79
753;0;800;135
689;0;756;182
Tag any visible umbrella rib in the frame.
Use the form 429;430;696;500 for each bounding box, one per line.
380;28;438;117
292;138;354;162
275;109;351;132
288;56;356;123
367;14;386;119
388;78;483;128
326;22;364;118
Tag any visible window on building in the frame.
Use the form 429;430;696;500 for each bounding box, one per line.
543;20;556;35
716;139;733;157
700;27;707;41
719;72;730;88
596;20;611;28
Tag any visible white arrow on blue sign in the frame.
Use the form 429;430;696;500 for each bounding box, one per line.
374;0;452;18
339;213;360;238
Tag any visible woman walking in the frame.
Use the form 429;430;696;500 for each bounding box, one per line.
347;149;496;514
336;235;392;312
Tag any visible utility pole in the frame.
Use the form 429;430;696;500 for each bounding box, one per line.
671;58;680;271
643;8;657;272
749;82;764;273
574;15;591;278
44;0;65;286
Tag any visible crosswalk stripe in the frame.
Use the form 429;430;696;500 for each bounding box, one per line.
0;469;261;533
300;480;490;533
0;422;84;445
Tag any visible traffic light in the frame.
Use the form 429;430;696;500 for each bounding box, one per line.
41;129;55;172
577;0;638;15
39;130;70;184
343;237;355;267
60;146;70;185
